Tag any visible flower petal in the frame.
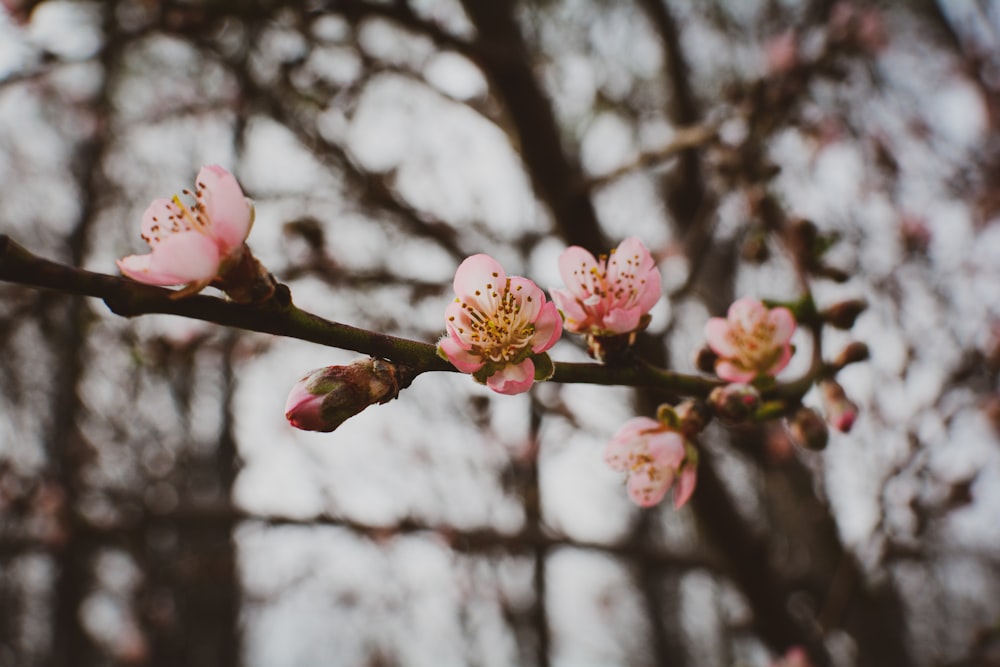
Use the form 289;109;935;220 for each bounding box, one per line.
140;198;185;245
768;306;797;343
509;276;544;322
530;301;563;352
602;305;642;335
728;297;767;331
486;359;535;395
557;245;598;297
765;342;794;377
196;165;253;252
704;317;739;357
646;431;686;469
439;335;485;373
672;466;697;509
147;232;222;283
626;466;673;508
117;254;190;286
605;417;661;470
715;360;758;383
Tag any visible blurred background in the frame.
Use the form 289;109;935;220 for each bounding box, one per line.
1;1;999;665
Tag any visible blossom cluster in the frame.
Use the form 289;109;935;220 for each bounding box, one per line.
117;166;866;510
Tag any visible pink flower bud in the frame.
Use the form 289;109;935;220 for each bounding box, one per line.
704;297;796;382
439;254;562;394
285;359;402;432
708;383;762;423
820;380;859;432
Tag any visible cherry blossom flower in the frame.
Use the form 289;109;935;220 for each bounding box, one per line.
551;237;662;337
704;297;796;383
439;254;562;395
605;416;697;509
118;165;253;296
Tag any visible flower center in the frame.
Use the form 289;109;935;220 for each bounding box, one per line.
458;275;535;363
730;319;778;368
573;248;647;309
141;187;213;247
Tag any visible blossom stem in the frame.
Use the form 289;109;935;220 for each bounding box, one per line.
0;233;821;398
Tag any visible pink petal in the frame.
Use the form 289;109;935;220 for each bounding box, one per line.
557;246;598;297
117;254;190;286
626;467;673;508
605;417;661;470
768;306;797;343
453;254;506;314
705;318;739;357
509;276;544;322
454;253;505;295
615;237;657;273
196;165;253;252
550;289;590;332
444;300;475;348
601;305;642;334
148;232;222;283
715;360;757;383
673;466;697;509
613;416;662;442
728;297;767;330
646;431;686;468
486;359;535;395
439;336;485;373
765;342;794;377
632;267;662;313
530;301;563;352
141;198;184;244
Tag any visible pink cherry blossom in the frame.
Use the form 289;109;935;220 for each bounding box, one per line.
439;254;562;395
118;165;253;295
605;416;696;509
704;297;796;383
551;237;662;336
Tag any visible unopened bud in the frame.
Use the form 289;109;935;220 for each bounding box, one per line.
285;359;401;432
708;383;762;423
833;341;870;368
695;345;719;374
820;380;859;432
820;299;867;329
674;399;712;437
787;406;829;451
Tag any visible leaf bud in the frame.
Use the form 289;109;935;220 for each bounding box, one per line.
786;406;829;451
833;341;870;368
820;299;867;330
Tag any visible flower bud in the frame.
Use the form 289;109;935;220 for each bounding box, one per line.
708;383;762;423
285;359;401;432
674;399;712;437
833;341;869;368
820;380;859;432
820;299;867;330
787;406;829;451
